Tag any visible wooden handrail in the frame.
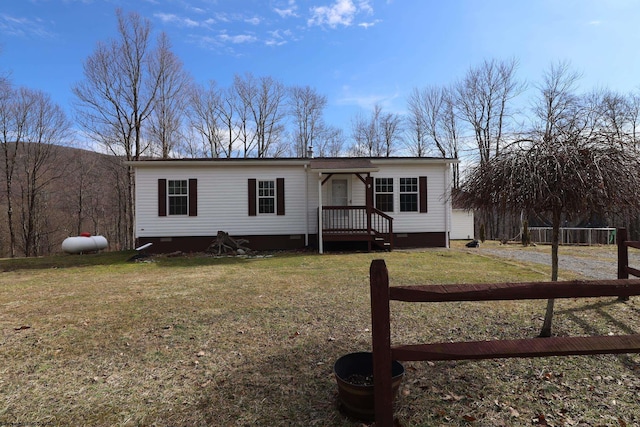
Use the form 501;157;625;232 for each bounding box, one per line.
371;207;393;222
389;279;640;302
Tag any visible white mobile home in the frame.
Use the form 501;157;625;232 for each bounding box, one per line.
129;157;457;253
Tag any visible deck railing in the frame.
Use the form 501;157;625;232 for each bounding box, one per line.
321;206;393;249
322;206;368;233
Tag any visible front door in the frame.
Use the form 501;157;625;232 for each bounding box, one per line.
331;179;349;229
331;179;348;206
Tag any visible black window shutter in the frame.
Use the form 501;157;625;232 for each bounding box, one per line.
248;179;257;216
419;176;428;213
188;179;198;217
158;179;167;217
277;178;285;216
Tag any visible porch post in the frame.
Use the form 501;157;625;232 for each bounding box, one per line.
318;172;324;254
366;176;373;252
444;165;451;248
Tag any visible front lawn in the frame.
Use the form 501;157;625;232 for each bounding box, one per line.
1;248;639;426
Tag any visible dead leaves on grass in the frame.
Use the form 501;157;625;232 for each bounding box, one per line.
399;362;640;426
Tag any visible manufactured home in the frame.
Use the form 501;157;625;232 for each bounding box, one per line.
129;157;458;253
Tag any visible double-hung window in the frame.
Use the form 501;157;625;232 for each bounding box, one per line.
375;178;394;212
400;178;418;212
258;180;275;214
168;180;188;215
158;178;197;217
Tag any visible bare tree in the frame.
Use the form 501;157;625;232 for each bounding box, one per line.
627;91;640;149
350;104;384;156
217;86;242;157
458;137;640;337
350;112;370;156
441;88;462;187
233;73;286;158
0;82;20;257
406;85;461;185
598;90;629;142
315;126;344;157
188;81;224;158
289;85;327;157
73;9;167;248
379;111;402;157
455;58;523;164
233;86;255;158
405;88;428;157
532;60;582;144
409;86;447;156
11;89;71;256
459;62;640;337
455;58;524;239
148;32;192;159
0;86;71;257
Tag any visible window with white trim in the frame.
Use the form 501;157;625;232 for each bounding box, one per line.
168;180;188;215
400;177;418;212
258;180;275;214
375;178;394;212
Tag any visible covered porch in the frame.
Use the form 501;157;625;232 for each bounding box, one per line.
310;158;394;253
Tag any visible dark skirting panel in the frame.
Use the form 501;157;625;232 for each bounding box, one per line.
136;232;447;253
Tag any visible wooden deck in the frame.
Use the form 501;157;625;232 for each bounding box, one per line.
321;206;393;250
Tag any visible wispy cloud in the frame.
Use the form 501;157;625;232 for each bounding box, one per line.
588;20;602;26
274;8;297;18
245;16;261;25
337;85;400;111
219;32;258;44
357;0;373;15
274;0;298;18
265;29;292;46
0;14;55;38
154;13;200;27
307;0;373;28
358;19;381;29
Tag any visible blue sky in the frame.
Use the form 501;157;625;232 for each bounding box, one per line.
2;0;640;140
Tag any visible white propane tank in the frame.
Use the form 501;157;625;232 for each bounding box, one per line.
62;234;108;254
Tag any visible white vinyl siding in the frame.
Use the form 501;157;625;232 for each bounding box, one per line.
135;165;308;237
133;159;452;239
367;163;448;233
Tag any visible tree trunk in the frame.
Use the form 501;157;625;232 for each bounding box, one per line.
207;231;250;255
2;147;17;258
540;207;561;337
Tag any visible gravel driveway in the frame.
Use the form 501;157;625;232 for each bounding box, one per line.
478;246;640;280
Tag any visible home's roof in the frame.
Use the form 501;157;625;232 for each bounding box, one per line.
126;156;458;168
308;158;379;173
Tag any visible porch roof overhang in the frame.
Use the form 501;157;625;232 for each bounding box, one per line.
308;158;379;174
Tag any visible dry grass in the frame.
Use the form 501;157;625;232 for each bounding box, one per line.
1;247;640;426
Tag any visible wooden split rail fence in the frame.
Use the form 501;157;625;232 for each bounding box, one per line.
370;228;640;426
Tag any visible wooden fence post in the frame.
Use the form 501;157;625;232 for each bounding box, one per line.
370;259;394;427
618;228;629;301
